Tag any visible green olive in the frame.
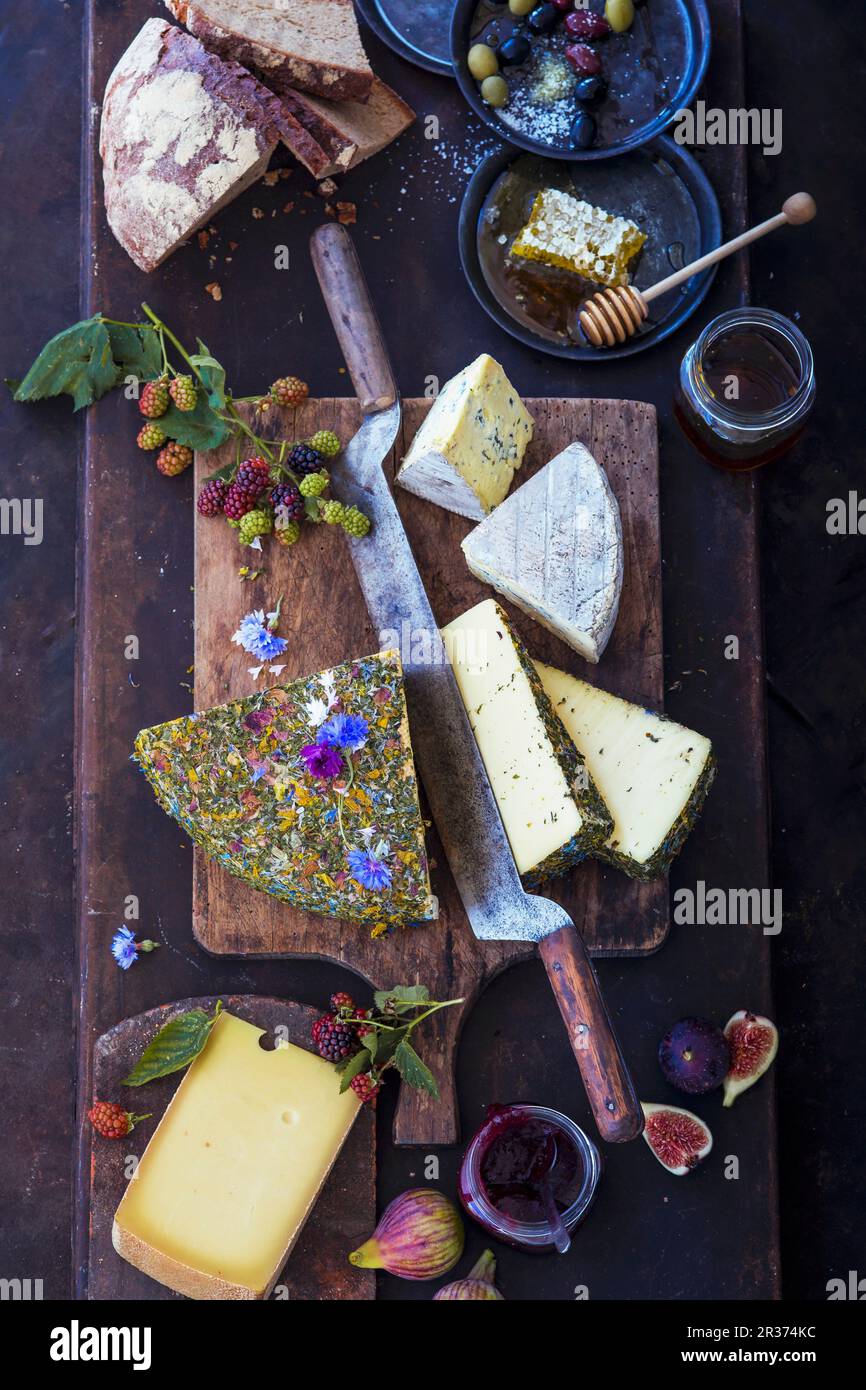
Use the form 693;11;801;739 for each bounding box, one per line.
481;74;509;109
605;0;635;32
509;0;535;14
468;43;499;81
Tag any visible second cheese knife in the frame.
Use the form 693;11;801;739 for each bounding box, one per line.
310;224;643;1144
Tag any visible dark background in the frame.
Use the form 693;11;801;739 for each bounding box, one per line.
0;0;863;1301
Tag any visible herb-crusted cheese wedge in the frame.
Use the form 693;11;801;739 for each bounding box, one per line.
134;650;436;930
442;600;611;886
396;354;534;520
461;441;623;664
535;661;715;880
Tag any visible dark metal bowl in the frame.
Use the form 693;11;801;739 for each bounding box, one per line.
450;0;711;161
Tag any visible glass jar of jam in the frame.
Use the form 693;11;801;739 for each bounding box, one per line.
674;307;815;471
458;1104;601;1252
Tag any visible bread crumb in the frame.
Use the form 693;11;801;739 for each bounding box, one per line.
205;281;223;301
317;178;338;197
336;202;357;226
251;206;265;219
261;170;280;186
197;230;210;250
283;201;295;213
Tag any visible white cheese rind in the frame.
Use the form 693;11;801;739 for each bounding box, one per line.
535;661;715;879
396;355;534;520
441;599;610;884
461;442;623;664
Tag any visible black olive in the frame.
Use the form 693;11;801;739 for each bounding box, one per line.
528;3;560;33
498;35;532;65
574;74;609;104
569;112;597;148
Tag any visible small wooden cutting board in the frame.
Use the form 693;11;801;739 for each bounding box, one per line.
193;397;663;1146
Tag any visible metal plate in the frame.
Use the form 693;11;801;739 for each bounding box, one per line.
458;137;722;360
450;0;711;161
355;0;455;76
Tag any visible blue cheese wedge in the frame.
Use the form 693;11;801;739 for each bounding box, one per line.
396;354;534;520
535;661;716;880
461;441;623;664
441;600;611;886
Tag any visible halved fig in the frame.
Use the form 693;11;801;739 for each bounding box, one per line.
722;1010;778;1107
641;1102;712;1176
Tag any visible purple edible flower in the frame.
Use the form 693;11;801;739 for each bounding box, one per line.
347;848;392;891
317;713;369;751
111;926;159;970
300;743;343;779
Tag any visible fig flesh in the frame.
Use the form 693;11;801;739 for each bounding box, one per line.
641;1102;712;1176
722;1010;778;1107
658;1017;730;1094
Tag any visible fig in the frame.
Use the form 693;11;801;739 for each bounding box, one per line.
434;1249;504;1301
349;1188;464;1280
722;1010;778;1107
641;1102;712;1175
658;1017;730;1094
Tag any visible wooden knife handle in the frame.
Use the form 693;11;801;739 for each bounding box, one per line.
538;925;644;1143
310;224;398;415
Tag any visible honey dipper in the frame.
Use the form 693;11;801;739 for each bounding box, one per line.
578;192;817;348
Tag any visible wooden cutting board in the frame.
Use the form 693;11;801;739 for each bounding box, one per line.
87;996;375;1301
193;397;663;1146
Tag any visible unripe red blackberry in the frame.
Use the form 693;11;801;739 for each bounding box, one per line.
156;442;193;476
350;1073;381;1105
139;377;169;419
169;374;198;412
270;375;308;408
234;456;271;503
197;478;229;516
330;992;356;1013
314;1017;359;1063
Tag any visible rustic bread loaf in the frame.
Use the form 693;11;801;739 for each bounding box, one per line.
279;77;415;177
100;19;291;272
167;0;374;103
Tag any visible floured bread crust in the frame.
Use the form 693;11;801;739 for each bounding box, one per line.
167;0;374;103
100;19;286;272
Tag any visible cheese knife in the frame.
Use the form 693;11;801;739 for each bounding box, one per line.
310;224;643;1143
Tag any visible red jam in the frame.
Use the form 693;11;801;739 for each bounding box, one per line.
458;1103;601;1251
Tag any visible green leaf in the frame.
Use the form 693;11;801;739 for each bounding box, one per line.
105;323;163;383
365;1024;407;1067
159;392;230;451
191;340;227;412
338;1049;372;1093
394;1039;439;1099
123;1001;223;1086
12;316;119;410
374;984;430;1014
202;460;237;485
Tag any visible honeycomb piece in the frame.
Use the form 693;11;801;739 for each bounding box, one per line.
511;187;646;288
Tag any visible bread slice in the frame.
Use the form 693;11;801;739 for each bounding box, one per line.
167;0;374;103
280;77;415;177
100;19;289;272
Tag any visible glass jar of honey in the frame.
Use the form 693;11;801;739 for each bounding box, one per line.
674;308;815;471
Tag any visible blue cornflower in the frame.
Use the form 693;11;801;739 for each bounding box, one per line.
111;927;138;970
347;848;392;891
231;609;288;663
317;713;369;750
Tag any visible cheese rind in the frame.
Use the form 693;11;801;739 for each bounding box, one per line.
396;355;534;520
535;661;715;880
113;1011;360;1299
511;188;646;288
133;648;436;929
442;600;611;885
461;441;623;664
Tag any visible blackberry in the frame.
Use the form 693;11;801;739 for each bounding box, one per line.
314;1017;359;1063
307;430;341;458
270;375;308;408
139;377;169;419
197;478;229;516
270;481;304;525
137;422;167;451
299;470;329;498
169;374;198;412
274;520;301;547
350;1073;381;1106
321;500;346;525
286;443;323;477
234;456;271;502
330;992;356;1014
311;1014;331;1046
238;507;273;545
156;442;193;476
342;506;371;538
224;484;256;520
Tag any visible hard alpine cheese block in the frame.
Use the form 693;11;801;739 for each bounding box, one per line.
441;599;611;885
134;649;436;931
461;441;623;664
396;354;534;520
113;1011;360;1299
535;661;715;880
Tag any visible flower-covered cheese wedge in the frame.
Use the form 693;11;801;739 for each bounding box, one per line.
133;649;437;932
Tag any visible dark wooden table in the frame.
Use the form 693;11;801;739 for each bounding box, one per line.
1;0;862;1302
